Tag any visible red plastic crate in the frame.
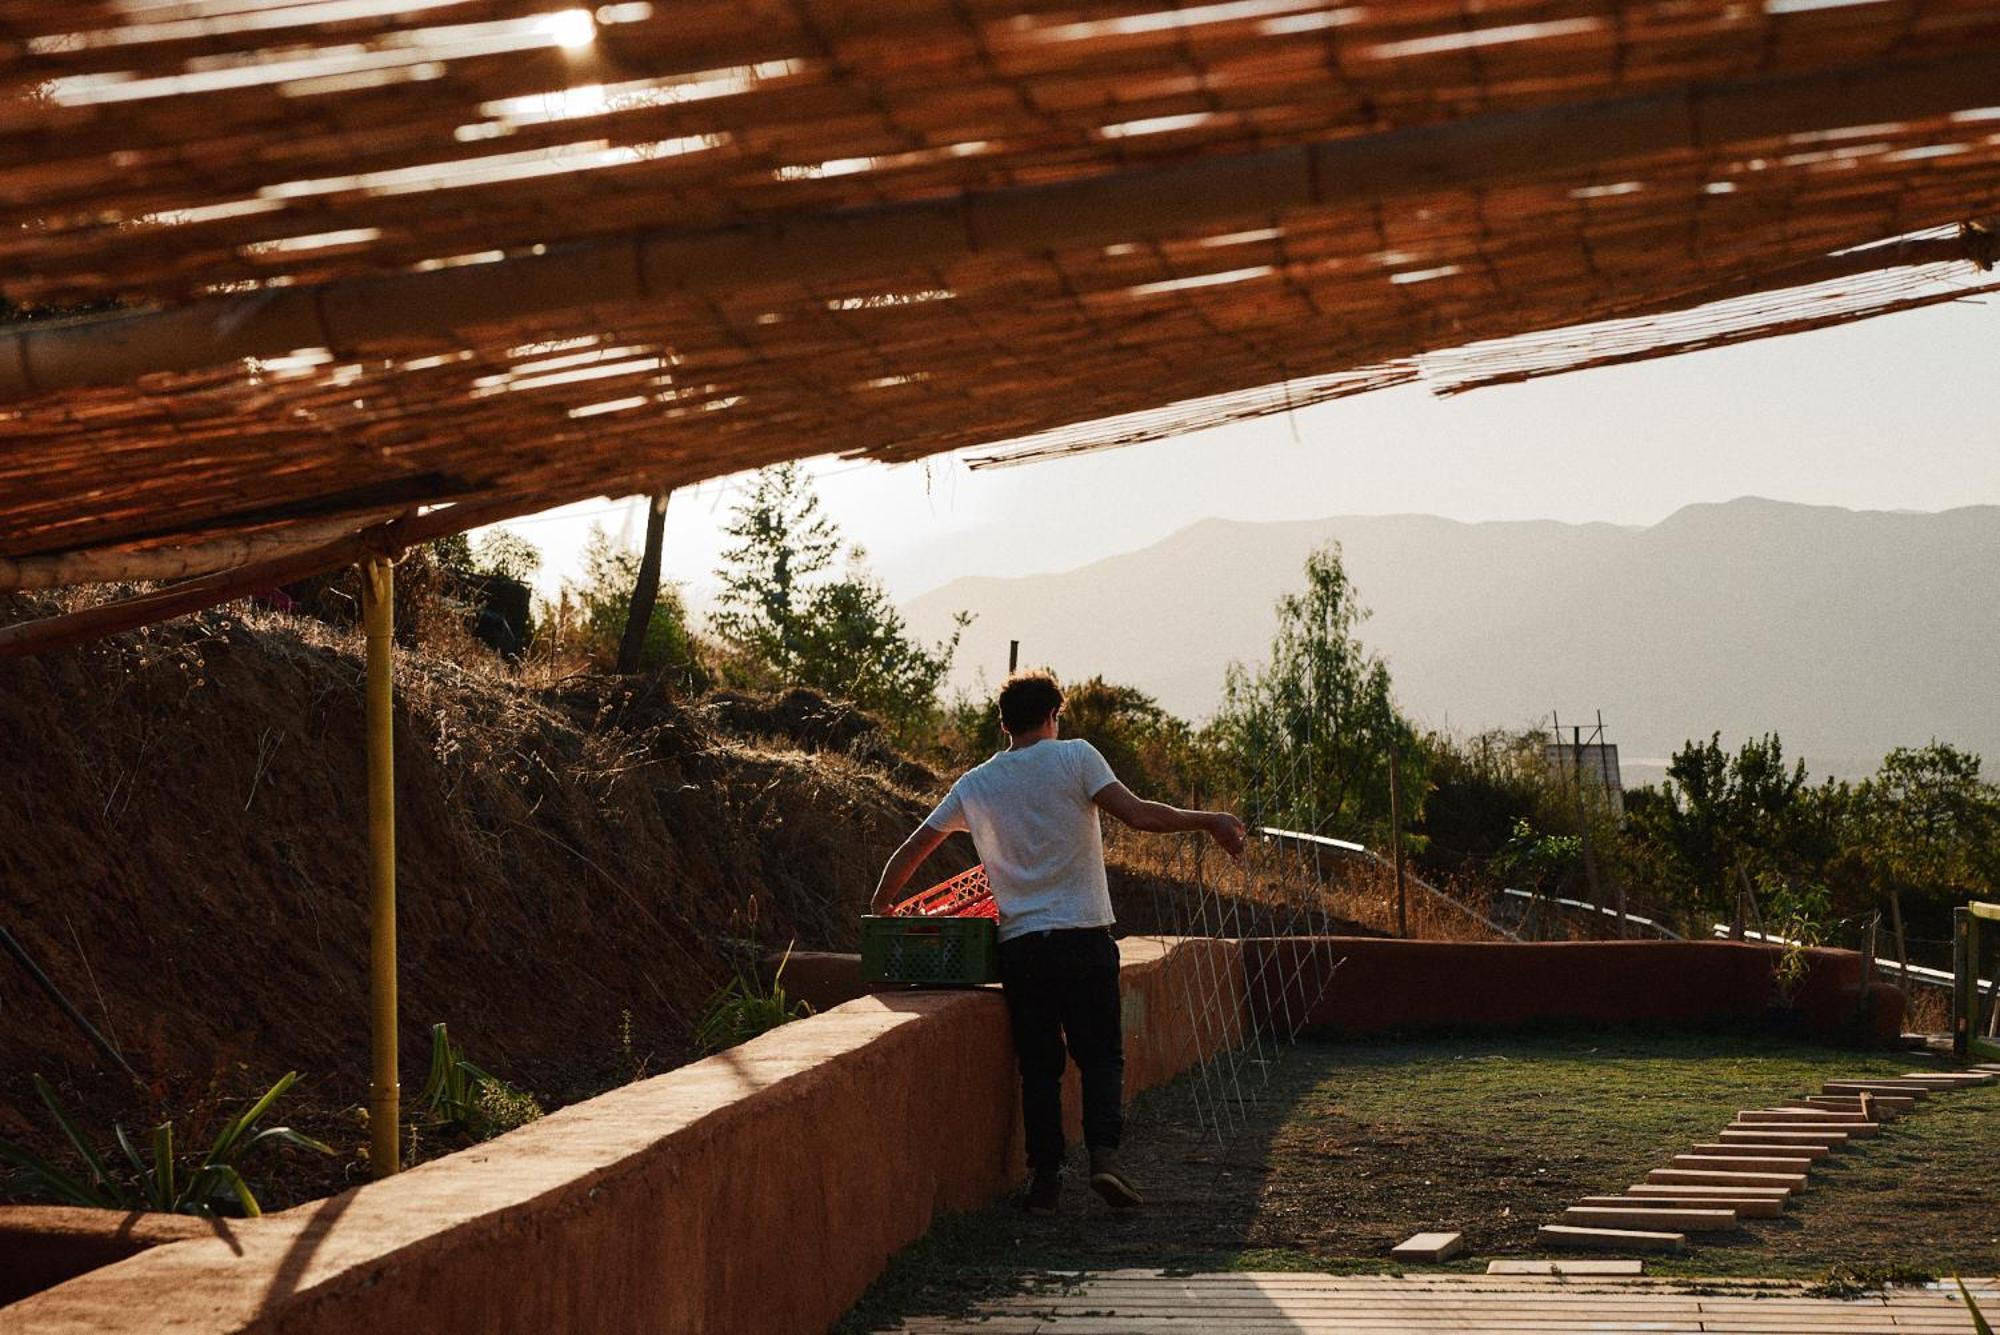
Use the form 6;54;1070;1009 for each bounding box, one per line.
890;864;998;920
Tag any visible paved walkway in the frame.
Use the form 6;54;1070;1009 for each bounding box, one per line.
885;1271;1998;1332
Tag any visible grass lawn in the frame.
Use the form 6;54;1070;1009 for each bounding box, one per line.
838;1028;2000;1331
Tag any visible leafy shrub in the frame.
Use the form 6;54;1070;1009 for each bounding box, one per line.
693;947;812;1054
711;464;964;736
414;1023;544;1140
0;1072;330;1217
1210;542;1425;843
545;524;706;686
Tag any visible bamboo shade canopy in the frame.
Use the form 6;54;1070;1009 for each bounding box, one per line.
2;0;2000;589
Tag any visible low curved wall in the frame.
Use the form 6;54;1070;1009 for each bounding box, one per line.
0;937;1894;1334
0;937;1238;1335
1242;938;1900;1044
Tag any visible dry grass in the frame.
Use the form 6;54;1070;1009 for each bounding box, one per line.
1103;825;1510;944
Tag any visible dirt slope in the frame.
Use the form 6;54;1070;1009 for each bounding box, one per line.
0;601;957;1195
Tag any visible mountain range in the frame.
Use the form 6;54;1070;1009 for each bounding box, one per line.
902;497;2000;785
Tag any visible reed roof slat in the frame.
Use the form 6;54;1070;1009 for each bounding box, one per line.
0;0;1995;589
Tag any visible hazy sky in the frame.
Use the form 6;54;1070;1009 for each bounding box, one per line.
480;292;2000;608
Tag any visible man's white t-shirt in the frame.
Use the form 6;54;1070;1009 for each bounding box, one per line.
923;738;1120;942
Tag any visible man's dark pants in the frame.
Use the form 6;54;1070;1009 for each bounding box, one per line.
997;926;1124;1174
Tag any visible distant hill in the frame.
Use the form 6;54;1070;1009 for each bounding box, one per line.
903;498;2000;784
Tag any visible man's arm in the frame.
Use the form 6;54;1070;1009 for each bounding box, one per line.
870;823;953;914
1092;782;1247;858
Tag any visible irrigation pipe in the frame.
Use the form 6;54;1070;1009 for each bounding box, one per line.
1257;827;1522;942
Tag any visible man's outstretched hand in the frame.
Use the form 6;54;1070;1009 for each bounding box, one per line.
1206;811;1248;858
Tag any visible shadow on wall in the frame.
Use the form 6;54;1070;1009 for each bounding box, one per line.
2;938;1893;1334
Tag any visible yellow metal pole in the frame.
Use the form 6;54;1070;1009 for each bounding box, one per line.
361;557;400;1178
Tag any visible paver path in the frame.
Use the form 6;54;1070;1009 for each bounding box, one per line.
883;1271;1999;1332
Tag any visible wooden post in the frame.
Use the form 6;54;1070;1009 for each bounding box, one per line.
1738;866;1766;937
1388;739;1408;939
1952;906;1972;1058
361;557;400;1178
1888;888;1912;1009
1007;640;1019;675
1571;726;1606;920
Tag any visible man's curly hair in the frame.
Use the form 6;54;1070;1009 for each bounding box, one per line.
997;670;1063;735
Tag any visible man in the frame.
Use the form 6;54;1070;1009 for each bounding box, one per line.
871;670;1247;1213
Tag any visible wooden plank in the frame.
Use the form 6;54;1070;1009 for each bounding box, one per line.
1625;1183;1793;1199
1822;1081;1930;1097
1562;1206;1738;1231
1789;1096;1909;1117
1583;1194;1782;1218
1670;1154;1813;1173
1727;1120;1877;1137
1390;1231;1465;1262
1646;1168;1805;1190
1739;1108;1870;1122
1693;1141;1829;1159
1536;1224;1686;1253
1487;1259;1645;1275
1719;1128;1849;1145
1900;1070;1994;1084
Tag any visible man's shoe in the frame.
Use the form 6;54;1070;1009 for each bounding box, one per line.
1023;1171;1061;1215
1088;1151;1144;1209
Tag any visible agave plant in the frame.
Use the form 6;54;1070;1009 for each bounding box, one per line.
1960;1277;1994;1335
413;1023;542;1139
0;1072;331;1217
693;943;812;1055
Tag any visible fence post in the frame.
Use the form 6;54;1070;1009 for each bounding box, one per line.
1388;740;1407;939
1952;906;1972;1059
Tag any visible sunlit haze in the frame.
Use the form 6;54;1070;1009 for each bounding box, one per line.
485;295;2000;614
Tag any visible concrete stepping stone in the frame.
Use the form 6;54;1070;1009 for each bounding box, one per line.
1390;1232;1465;1262
1562;1206;1739;1232
1489;1259;1644;1275
1692;1141;1829;1159
1647;1167;1805;1191
1727;1120;1875;1138
1585;1194;1782;1218
1719;1128;1848;1146
1538;1224;1685;1253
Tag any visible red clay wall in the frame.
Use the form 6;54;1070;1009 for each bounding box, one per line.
0;938;1896;1334
0;937;1231;1335
1242;938;1900;1043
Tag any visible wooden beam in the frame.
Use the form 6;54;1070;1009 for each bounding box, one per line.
0;513;402;592
2;52;1997;401
0;492;565;653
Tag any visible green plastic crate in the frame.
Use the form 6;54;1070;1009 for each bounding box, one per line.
860;913;999;986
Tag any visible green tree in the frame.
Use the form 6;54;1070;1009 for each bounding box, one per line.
1211;543;1424;844
1622;731;1873;933
1857;742;2000;921
568;524;703;686
428;527;541;583
711;463;840;672
785;558;965;732
1057;677;1211;802
712;466;966;732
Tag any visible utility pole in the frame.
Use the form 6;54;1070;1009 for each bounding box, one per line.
1008;639;1019;675
1388;738;1408;939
